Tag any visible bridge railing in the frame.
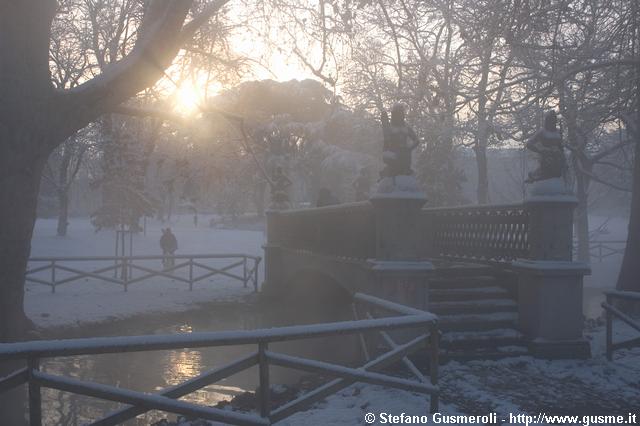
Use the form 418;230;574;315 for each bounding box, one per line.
268;202;375;259
602;290;640;361
587;240;626;263
25;254;261;293
0;293;438;426
421;203;530;263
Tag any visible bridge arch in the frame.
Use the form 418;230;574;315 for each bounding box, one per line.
279;267;354;324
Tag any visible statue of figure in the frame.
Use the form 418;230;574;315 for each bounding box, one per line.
269;166;292;209
380;103;420;179
525;110;567;183
353;167;371;201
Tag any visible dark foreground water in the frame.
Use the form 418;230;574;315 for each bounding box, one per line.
39;300;358;425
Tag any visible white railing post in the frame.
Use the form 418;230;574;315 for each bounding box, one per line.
28;357;42;426
189;258;194;291
51;260;56;294
254;258;260;292
258;342;270;419
428;327;439;413
243;256;248;288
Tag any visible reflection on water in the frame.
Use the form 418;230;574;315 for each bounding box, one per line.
39;300;358;426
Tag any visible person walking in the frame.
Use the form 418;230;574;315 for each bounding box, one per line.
160;228;178;269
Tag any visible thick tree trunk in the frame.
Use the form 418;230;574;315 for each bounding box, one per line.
0;2;57;421
616;122;640;292
574;171;591;263
0;158;46;425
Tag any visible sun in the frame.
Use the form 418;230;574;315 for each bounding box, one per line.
174;83;202;115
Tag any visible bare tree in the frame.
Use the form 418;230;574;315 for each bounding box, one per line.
0;0;230;420
42;133;92;236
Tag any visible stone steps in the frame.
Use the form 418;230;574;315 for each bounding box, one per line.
429;276;498;290
430;286;510;302
442;345;529;362
438;312;518;332
428;273;528;361
430;298;517;315
440;328;525;350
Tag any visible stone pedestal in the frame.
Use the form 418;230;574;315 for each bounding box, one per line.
525;178;577;260
369;176;434;309
512;260;591;358
261;210;285;299
514;178;591;358
371;176;428;261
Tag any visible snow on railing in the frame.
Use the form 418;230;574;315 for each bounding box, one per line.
25;254;261;293
0;292;439;425
602;290;640;361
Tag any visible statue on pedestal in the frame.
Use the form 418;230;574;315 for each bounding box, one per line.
269;166;292;210
525;110;567;183
380;103;420;179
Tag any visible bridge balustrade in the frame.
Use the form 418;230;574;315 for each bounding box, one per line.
268;201;376;259
268;201;534;264
421;203;530;263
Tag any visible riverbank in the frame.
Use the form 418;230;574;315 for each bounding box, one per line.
27;216;264;330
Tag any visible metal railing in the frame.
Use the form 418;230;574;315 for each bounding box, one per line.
421;203;530;263
602;290;640;361
0;293;438;425
25;254;261;293
588;240;626;263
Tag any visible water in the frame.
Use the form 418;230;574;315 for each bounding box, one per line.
39;299;358;425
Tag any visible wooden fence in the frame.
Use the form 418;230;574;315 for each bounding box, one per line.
25;254;261;293
0;293;439;425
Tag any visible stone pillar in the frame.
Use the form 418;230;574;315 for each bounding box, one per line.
368;176;434;310
513;178;591;358
262;210;285;298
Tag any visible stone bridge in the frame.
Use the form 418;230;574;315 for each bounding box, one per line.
263;183;591;360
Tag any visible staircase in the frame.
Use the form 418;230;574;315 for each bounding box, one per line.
429;275;529;361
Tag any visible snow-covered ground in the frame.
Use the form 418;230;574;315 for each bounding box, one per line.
26;216;265;329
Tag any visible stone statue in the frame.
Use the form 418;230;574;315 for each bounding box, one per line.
380;103;420;179
525;110;567;183
269;166;292;209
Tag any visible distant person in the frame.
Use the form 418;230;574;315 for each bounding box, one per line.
160;228;178;269
316;188;339;207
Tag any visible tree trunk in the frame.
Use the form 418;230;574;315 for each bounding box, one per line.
0;158;46;425
255;179;266;217
474;141;489;204
616;120;640;292
574;170;591;263
57;189;70;236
